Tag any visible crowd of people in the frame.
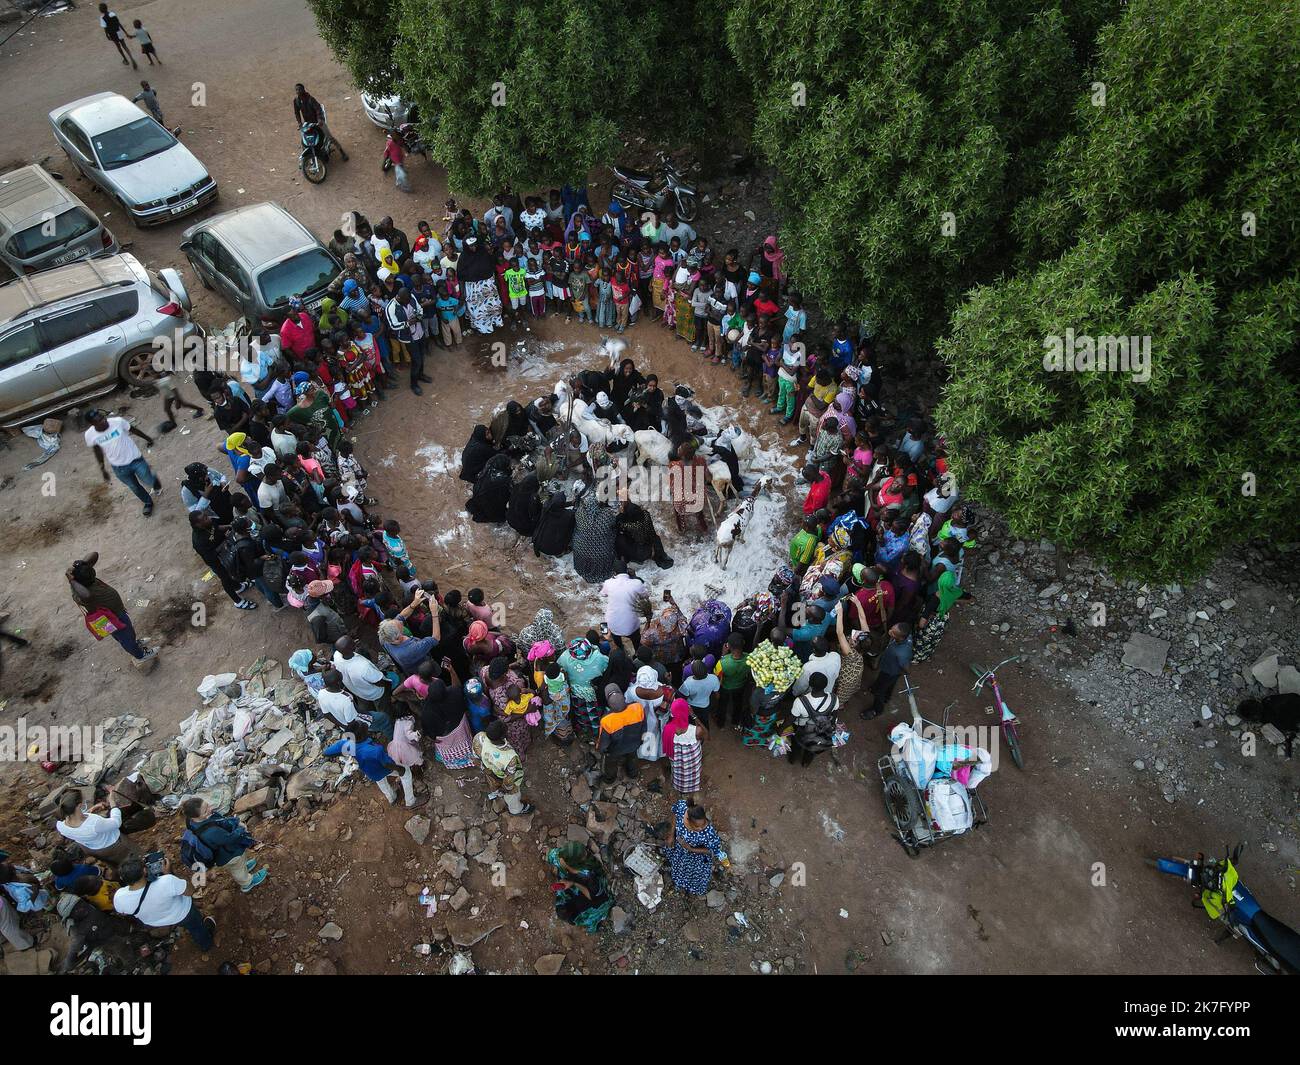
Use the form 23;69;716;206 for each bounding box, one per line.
37;174;977;956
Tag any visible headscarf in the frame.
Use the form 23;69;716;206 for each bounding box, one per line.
183;462;208;490
518;608;564;653
305;579;334;598
467;620;489;644
288;296;304;311
556;840;597;872
661;698;690;761
566;636;595;661
634;665;659;690
225;432;250;455
526;640;554;662
762;235;784;279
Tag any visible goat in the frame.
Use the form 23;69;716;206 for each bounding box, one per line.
634;429;672;466
714;496;756;568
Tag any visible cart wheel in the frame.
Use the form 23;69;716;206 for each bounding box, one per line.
905;842;921;858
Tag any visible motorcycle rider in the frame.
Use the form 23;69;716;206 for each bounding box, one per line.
293;83;348;161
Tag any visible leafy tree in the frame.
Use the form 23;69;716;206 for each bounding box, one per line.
936;0;1300;578
727;0;1116;349
387;0;734;194
307;0;398;90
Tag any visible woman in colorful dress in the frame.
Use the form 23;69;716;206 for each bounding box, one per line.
545;842;613;932
661;263;677;331
832;595;870;707
558;636;608;738
662;698;706;798
457;235;504;334
667;800;724;897
341;334;375;410
387;708;429;799
672;259;696;344
479;656;533;757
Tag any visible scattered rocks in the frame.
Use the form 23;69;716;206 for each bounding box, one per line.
404;815;431;846
318;922;343;941
1122;634;1170;677
534;953;567;975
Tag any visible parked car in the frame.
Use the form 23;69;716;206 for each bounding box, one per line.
0;252;197;428
0;164;118;276
360;90;417;130
48;92;217;228
180;201;341;323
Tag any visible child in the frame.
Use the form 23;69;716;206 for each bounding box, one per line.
395;565;422;601
133;81;164;124
611;273;631;333
789;515;822;566
382;519;414;577
130;19;160;64
526;259;547;318
505;257;527;318
71;872;119;913
761;334;780;403
546;253;570;316
336;439;369;499
594;269;615;328
569;263;590;322
715;635;752;730
435;282;463;347
466;588;495;625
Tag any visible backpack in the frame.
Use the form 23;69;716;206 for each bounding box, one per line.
215;534;240;576
179;827;215;870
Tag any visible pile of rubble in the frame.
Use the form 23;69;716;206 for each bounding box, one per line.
132;657;346;821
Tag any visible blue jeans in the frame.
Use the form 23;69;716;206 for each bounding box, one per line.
109;614;145;659
178;900;213;950
253;576;283;608
112;457;160;505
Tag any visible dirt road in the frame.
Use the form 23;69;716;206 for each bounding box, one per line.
0;0;1295;975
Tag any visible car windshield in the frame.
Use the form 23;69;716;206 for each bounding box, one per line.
92;118;175;171
7;207;98;259
257;250;338;307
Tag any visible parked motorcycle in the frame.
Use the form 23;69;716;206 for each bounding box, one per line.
1151;843;1300;975
299;121;335;184
612;150;698;223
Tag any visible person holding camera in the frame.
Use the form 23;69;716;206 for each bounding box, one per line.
112;856;215;950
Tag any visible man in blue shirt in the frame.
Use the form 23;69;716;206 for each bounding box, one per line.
865;623;913;719
324;723;417;806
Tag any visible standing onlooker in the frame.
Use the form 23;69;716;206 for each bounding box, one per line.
98;5;137;68
179;798;267;893
666;801;724;897
66;554;156;664
332;637;390;712
83;410;161;516
788;672;839;767
187;512;258;611
133;81;164;124
128;19;160;64
600;567;649;653
471;719;534;814
384;131;410;192
324;723;415;806
864;622;913;719
596;687;645;783
662;698;707;798
112;857;215;950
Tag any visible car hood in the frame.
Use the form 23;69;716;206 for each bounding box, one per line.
109;144;210;206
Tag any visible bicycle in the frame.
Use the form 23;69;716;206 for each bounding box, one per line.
970;655;1025;769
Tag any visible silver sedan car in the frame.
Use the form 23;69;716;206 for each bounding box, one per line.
48;92;218;228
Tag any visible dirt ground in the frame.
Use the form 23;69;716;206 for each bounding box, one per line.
0;0;1296;976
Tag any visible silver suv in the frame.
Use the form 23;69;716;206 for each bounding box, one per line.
0;252;198;428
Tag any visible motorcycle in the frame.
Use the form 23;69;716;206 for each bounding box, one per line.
612;150;698;224
299;121;335;184
1151;843;1300;975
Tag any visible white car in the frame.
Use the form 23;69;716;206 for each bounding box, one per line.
48;92;218;227
360;90;414;129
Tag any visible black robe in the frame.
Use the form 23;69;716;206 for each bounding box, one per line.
532;489;576;557
459;425;496;483
466;454;512;523
506;473;543;536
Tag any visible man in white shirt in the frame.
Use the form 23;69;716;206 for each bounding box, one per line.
113;856;214;949
315;670;359;726
54;792;135;865
601;567;650;652
256;463;289;513
792;637;842;696
333;636;389;710
84;410;161;516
